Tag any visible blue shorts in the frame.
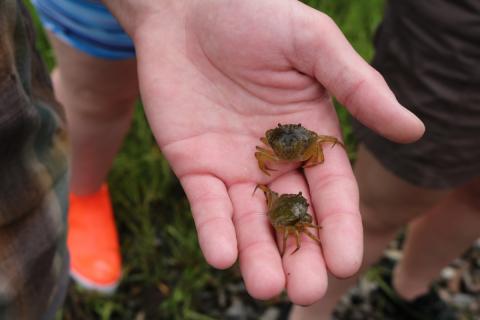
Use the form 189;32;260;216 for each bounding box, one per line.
31;0;135;59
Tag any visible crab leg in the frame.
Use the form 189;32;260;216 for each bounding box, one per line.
303;135;345;168
255;146;279;175
281;227;288;256
316;135;345;149
304;223;322;229
302;228;322;245
255;146;277;155
253;184;279;209
291;229;301;254
302;140;323;168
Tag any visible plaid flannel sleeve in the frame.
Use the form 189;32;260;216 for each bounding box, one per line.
0;0;70;319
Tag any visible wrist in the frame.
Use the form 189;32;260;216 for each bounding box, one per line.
101;0;190;41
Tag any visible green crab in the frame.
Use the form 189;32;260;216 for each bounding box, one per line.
255;184;321;255
255;123;344;175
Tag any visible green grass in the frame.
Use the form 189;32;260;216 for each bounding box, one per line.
27;1;385;318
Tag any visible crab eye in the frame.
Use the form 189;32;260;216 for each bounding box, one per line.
298;191;302;196
278;123;282;127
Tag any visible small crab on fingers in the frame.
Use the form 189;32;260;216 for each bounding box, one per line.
255;123;344;175
254;184;322;255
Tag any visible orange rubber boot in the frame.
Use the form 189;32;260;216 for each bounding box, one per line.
68;184;122;293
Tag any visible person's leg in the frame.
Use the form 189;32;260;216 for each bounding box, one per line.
289;145;449;320
49;35;139;195
393;178;480;300
48;34;139;292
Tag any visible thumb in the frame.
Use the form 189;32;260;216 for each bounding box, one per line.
288;3;424;143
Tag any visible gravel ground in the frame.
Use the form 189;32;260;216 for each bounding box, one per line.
216;238;480;320
332;240;480;320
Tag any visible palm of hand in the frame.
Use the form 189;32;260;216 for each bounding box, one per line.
133;0;421;304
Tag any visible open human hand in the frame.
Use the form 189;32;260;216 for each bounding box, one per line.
105;0;424;305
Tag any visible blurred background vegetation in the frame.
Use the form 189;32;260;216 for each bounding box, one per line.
26;0;385;319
